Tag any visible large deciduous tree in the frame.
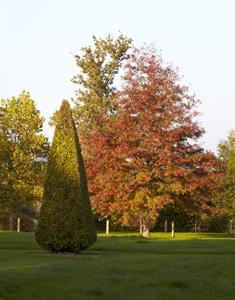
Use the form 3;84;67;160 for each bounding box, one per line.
83;47;222;232
72;36;221;233
0;92;48;222
35;100;96;253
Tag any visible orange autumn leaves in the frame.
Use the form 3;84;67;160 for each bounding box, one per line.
80;47;222;227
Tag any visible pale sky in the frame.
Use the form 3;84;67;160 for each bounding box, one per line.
0;0;235;152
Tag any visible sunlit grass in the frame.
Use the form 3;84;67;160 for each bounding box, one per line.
0;231;234;299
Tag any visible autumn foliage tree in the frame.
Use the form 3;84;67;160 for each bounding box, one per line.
80;47;221;233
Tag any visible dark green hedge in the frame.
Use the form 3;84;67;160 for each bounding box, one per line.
35;100;96;252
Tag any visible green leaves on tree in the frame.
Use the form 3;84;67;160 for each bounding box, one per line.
35;100;96;252
0;91;49;211
72;33;132;131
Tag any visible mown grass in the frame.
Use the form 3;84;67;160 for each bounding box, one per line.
0;232;235;300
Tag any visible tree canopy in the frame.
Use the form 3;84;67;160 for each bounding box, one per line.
0;91;49;212
74;44;222;230
72;33;132;131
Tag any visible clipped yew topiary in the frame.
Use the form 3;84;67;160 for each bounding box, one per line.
35;100;96;252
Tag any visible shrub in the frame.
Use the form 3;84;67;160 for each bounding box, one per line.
35;100;96;252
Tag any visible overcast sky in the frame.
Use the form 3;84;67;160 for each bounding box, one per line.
0;0;234;152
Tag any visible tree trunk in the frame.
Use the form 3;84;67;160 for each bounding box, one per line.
171;221;175;238
229;219;233;233
194;217;197;233
106;219;109;235
32;218;38;231
164;219;168;233
9;213;13;231
139;217;143;235
143;223;149;237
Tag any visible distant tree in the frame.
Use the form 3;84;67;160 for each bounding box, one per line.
72;33;132;131
0;92;48;226
35;100;96;252
217;130;235;217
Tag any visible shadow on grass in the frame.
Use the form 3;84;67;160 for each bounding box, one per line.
27;251;101;257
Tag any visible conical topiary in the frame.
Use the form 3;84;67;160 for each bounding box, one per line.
35;100;96;252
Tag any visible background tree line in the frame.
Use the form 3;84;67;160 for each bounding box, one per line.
0;34;234;233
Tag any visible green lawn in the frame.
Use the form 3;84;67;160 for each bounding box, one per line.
0;232;235;300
